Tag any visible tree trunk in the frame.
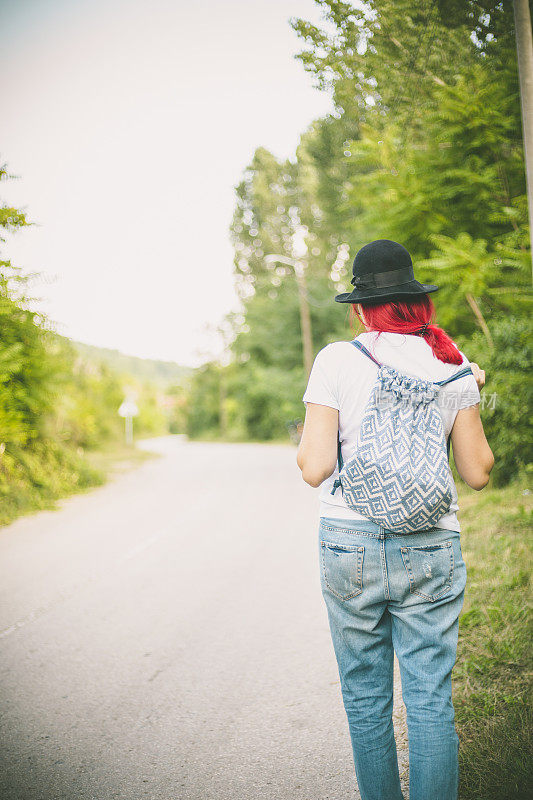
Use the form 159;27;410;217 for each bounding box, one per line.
219;369;228;438
513;0;533;280
465;293;494;349
295;266;314;379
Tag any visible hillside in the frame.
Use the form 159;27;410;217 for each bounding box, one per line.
72;340;194;387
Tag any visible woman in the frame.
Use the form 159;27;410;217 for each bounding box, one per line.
297;240;494;800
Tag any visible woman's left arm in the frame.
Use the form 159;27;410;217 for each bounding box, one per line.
296;403;339;487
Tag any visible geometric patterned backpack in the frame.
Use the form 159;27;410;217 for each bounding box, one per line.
330;339;473;533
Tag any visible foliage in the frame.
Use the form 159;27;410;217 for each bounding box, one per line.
465;315;533;485
186;0;531;491
228;362;305;440
185;362;223;439
0;438;105;527
0;161;181;524
0;267;55;447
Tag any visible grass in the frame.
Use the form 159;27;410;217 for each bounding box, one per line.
454;475;533;800
82;439;158;476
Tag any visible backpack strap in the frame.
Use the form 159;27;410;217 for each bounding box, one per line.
434;366;473;386
331;340;380;497
437;365;474;467
351;339;382;367
331;432;344;496
336;431;344;472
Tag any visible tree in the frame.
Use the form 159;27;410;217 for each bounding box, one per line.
187;0;531;486
435;0;533;272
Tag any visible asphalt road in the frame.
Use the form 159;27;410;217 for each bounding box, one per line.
0;436;408;800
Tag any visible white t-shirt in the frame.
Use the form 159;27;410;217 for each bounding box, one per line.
302;331;481;531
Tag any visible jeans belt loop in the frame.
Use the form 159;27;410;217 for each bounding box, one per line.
379;525;385;540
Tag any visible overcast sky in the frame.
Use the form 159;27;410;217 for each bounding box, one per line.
1;0;333;366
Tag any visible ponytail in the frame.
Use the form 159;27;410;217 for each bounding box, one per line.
351;296;463;365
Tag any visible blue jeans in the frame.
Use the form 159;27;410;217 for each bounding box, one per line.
318;516;467;800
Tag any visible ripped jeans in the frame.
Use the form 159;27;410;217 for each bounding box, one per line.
318;517;467;800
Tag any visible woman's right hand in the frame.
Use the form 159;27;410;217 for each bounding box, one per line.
470;362;486;390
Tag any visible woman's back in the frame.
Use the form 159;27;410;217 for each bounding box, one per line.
302;330;481;530
297;240;494;800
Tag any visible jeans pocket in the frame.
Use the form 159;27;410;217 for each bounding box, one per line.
320;541;365;601
400;541;454;602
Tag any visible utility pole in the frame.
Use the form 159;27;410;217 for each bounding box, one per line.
513;0;533;279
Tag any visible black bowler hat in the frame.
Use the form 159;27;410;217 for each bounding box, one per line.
335;239;439;304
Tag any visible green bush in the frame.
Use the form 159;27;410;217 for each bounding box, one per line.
466;316;532;485
0;439;104;527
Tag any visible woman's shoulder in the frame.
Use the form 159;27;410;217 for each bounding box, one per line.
316;339;359;356
315;333;386;362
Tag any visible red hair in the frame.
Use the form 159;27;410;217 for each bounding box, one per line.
350;295;463;365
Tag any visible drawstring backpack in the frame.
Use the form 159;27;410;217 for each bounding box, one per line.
330;340;473;533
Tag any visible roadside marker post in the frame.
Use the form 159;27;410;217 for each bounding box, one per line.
118;399;139;445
